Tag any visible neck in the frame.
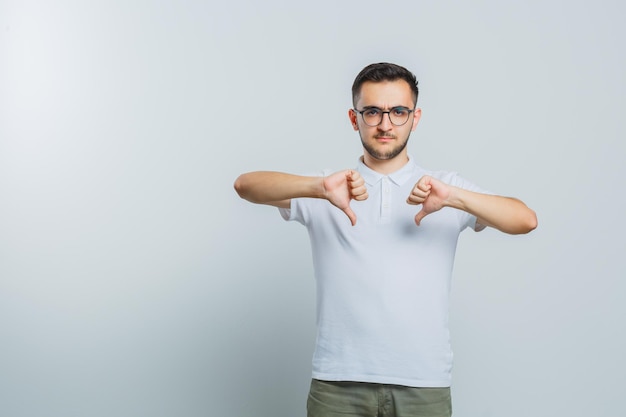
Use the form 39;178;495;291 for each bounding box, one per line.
361;151;409;175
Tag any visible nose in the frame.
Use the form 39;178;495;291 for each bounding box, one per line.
378;112;393;131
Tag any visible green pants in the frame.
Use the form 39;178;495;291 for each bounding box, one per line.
307;379;452;417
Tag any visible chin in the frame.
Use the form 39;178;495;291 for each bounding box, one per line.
363;142;408;161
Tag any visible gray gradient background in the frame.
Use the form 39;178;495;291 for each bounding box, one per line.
1;1;624;416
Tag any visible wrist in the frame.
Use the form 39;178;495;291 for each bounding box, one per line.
316;176;329;200
444;186;466;211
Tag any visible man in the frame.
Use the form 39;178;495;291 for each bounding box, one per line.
234;62;537;417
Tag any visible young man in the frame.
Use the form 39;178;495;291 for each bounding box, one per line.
234;63;537;417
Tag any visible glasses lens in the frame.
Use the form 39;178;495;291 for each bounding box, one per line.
362;109;382;126
389;108;410;126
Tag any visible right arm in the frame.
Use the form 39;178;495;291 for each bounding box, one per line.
233;170;368;225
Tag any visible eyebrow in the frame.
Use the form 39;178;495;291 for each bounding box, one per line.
360;105;411;110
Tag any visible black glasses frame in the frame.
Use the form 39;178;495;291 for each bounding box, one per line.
353;107;414;127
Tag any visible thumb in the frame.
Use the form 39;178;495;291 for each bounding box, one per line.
414;209;428;226
343;206;357;226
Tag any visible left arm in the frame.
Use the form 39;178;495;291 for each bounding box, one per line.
407;175;538;235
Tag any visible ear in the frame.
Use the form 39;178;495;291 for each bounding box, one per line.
348;109;359;131
410;108;422;132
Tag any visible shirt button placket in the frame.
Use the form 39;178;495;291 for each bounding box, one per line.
381;177;391;223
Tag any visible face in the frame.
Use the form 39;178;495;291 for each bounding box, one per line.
349;80;421;162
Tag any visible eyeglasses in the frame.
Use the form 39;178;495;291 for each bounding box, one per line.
353;106;414;127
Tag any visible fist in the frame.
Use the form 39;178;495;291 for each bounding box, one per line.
407;175;450;225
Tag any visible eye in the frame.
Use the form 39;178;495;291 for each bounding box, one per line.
363;108;381;117
392;107;409;117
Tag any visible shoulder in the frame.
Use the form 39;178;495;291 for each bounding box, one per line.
415;166;465;185
418;167;487;194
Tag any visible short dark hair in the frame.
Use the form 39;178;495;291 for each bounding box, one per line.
351;62;419;108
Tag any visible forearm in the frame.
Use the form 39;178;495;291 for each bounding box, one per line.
234;171;325;204
446;187;538;234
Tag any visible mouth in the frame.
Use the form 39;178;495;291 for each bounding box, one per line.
375;135;395;143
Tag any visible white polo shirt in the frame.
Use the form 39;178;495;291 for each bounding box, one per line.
279;156;487;387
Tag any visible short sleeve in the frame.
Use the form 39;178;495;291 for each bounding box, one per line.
279;198;306;225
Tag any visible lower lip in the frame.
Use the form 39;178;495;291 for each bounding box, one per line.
376;137;394;143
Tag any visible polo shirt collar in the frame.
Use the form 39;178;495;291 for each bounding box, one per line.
357;155;420;186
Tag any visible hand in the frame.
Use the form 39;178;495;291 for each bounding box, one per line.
406;175;451;226
323;170;368;225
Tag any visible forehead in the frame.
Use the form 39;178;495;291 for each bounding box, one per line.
356;80;415;108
